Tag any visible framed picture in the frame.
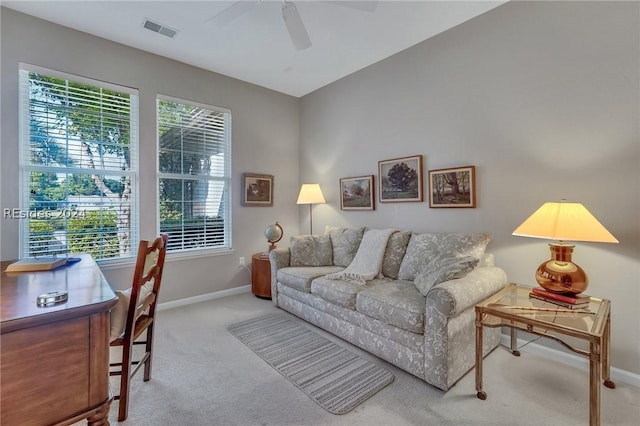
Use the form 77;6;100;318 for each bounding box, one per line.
378;155;423;203
242;173;274;206
340;175;375;211
428;165;476;208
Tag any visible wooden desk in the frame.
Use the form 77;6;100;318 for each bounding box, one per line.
1;254;118;426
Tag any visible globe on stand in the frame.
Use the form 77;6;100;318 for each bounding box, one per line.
264;222;283;254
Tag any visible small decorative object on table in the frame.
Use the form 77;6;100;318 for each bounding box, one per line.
36;291;69;307
262;222;283;258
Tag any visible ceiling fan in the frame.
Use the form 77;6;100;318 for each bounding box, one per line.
205;1;378;51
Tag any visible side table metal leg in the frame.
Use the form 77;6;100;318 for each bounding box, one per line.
475;310;487;400
602;313;615;389
589;342;601;426
510;325;520;357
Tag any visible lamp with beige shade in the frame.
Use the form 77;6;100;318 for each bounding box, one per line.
296;183;326;234
512;201;618;295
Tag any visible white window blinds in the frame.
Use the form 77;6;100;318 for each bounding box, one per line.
157;96;232;252
18;66;139;260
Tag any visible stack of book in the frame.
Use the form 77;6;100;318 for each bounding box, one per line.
528;287;591;309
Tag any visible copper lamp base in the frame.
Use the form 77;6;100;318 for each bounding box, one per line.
535;243;588;295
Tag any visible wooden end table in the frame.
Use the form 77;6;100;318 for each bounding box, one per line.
251;253;272;299
475;283;614;426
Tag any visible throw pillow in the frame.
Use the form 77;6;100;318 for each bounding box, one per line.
413;255;479;296
110;288;131;342
324;226;366;267
398;232;491;281
289;234;333;267
381;230;411;279
109;281;155;342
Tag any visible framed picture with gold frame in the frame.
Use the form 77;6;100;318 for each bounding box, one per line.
428;165;476;208
242;173;274;207
340;175;375;211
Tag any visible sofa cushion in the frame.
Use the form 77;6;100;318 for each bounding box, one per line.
277;266;344;292
381;230;411;279
311;276;362;310
289;235;333;267
356;279;425;334
324;226;366;267
413;255;479;296
398;232;491;281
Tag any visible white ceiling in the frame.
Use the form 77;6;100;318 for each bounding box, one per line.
3;1;506;97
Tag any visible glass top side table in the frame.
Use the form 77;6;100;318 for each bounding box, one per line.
474;283;614;426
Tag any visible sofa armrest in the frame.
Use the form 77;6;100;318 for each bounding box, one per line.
426;266;508;318
268;248;290;304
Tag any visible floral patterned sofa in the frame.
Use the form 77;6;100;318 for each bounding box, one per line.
269;226;508;391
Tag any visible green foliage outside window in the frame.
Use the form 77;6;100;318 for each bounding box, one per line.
23;68;137;260
67;210;119;259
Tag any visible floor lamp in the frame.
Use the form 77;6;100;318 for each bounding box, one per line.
296;184;326;234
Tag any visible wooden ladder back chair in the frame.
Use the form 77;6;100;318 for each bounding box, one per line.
110;234;168;422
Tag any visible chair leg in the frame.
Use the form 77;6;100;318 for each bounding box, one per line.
143;325;154;382
118;340;133;422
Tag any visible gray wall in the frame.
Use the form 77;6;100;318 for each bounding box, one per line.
299;1;639;374
0;8;301;302
2;2;638;376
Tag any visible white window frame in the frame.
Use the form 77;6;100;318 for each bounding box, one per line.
156;94;232;256
18;63;139;263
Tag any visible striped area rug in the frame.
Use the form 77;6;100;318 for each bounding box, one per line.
228;312;394;414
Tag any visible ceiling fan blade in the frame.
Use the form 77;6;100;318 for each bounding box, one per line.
281;1;312;51
324;1;379;13
205;1;257;27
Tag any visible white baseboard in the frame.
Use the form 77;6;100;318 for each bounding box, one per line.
157;285;251;311
500;335;640;389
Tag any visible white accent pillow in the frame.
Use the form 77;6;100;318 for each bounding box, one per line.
109;282;154;342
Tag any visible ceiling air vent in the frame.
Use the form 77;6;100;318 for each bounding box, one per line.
143;19;177;38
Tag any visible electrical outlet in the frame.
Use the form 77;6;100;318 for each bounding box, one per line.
239;256;245;267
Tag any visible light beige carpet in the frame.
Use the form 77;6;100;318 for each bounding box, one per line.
106;292;640;425
228;312;394;414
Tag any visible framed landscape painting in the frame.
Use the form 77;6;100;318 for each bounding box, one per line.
340;175;375;210
378;155;423;203
428;165;476;208
242;173;274;206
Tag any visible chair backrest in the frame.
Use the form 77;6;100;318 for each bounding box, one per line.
123;234;168;340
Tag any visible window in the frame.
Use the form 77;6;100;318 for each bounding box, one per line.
18;65;139;261
157;96;232;253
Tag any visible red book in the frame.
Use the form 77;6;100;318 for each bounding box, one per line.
531;287;590;305
528;293;590;310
